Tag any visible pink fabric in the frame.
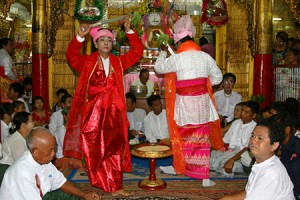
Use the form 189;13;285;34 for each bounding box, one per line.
179;124;210;179
176;78;208;88
174;30;193;44
90;27;114;44
173;15;196;43
124;73;165;93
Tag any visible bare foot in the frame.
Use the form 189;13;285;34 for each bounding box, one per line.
111;189;133;197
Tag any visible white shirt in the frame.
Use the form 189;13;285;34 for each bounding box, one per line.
54;125;66;158
17;97;30;113
245;155;295;200
127;108;146;132
0;151;66;199
0;131;27;165
295;130;300;138
144;109;169;143
223;119;257;151
214;89;242;122
1;120;10;142
154;50;222;126
0;49;17;81
49;110;63;135
131;79;155;97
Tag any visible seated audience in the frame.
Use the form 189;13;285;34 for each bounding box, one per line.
54;107;71;169
7;82;30;113
52;88;68;112
0;112;34;165
285;48;299;65
0;103;13;143
214;73;242;127
11;100;26;119
210;101;260;177
144;95;169;143
131;68;159;97
32;96;51;128
222;102;244;135
126;92;146;143
0;127;100;199
220;118;294;200
269;101;289;117
260;105;271;119
274;113;300;199
49;94;73;134
285;97;299;118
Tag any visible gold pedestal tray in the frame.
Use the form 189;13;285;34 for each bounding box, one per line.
131;143;173;191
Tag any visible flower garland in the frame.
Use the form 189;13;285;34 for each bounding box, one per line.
201;0;229;26
74;0;103;22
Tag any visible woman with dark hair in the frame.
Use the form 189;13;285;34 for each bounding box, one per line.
273;31;289;65
0;112;34;165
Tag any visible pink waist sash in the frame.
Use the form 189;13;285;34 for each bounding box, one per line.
176;78;208;96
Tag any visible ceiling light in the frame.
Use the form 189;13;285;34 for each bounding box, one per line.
273;18;282;21
25;24;32;27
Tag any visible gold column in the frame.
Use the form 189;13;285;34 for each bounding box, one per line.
32;0;47;54
256;0;273;54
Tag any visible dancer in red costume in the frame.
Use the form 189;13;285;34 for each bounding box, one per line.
64;17;144;196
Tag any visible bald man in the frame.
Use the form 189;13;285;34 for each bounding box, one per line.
0;127;100;200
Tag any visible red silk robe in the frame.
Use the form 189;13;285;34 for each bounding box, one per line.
64;32;144;192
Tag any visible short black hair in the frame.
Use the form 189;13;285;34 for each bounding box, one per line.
56;88;68;97
256;117;285;145
61;94;73;104
9;82;25;97
11;100;25;110
9;112;31;135
223;73;236;83
199;37;208;46
139;68;149;77
0;103;13;119
147;95;161;107
126;92;137;104
276;31;289;43
285;97;299;118
287;48;299;56
23;77;32;86
33;96;44;105
270;101;288;116
244;100;260;115
0;38;13;49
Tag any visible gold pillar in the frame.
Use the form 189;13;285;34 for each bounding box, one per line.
32;0;47;54
256;0;273;54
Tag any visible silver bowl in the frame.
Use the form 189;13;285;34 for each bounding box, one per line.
130;85;148;97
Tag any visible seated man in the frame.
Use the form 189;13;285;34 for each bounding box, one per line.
49;94;73;134
144;95;169;143
220;118;294;200
210;101;260;177
126;92;146;143
214;73;242;126
0;127;100;199
131;68;159;97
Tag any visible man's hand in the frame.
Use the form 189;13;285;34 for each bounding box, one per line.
83;192;101;200
224;158;235;173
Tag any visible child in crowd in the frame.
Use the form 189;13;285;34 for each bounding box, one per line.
11;100;25;119
49;94;73;134
7;82;30;113
222;102;244;135
144;95;169;143
210;101;260;177
32;96;51;128
260;105;271;119
54;107;71;169
0;103;13;143
52;88;68;112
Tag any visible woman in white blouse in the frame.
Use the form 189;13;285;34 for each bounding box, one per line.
0;112;34;165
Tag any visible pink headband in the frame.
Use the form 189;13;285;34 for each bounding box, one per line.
173;30;193;44
90;27;114;44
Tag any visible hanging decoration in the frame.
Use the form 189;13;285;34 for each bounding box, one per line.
285;0;300;22
74;0;103;22
201;0;229;26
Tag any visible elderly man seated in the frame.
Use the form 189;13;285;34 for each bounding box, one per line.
131;68;159;97
0;127;100;200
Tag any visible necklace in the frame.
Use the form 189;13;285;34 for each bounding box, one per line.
224;92;232;98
